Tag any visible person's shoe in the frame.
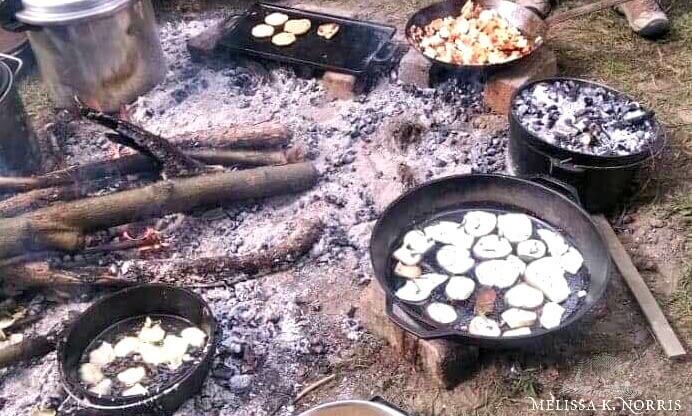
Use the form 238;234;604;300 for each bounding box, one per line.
515;0;552;19
616;0;670;39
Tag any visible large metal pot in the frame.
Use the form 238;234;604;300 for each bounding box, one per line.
298;400;407;416
11;0;166;112
0;52;39;174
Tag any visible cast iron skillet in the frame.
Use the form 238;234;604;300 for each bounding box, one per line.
369;174;611;348
405;0;633;72
59;284;217;415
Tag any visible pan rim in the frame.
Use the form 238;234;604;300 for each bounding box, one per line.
58;283;217;411
369;173;611;343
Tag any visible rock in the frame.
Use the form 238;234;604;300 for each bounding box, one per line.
483;48;557;115
398;48;432;88
228;374;253;392
322;72;359;101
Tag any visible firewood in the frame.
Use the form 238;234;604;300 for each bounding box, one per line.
171;121;292;149
0;148;301;195
0;334;56;369
122;217;324;285
78;100;204;178
0;163;318;260
1;262;134;294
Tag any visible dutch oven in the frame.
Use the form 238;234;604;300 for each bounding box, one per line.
370;174;611;348
58;284;217;415
508;77;666;213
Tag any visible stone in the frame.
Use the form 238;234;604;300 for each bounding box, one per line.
483;48;558;115
359;281;479;389
322;71;359;100
187;16;240;62
398;48;432;88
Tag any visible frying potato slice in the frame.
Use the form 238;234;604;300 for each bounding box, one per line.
251;24;275;38
317;22;340;39
284;19;312;35
264;12;289;26
271;32;297;46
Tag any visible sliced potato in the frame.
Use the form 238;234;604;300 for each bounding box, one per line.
264;12;289;26
251;23;275;38
317;22;340;39
426;302;458;324
271;32;297;46
284;19;312;35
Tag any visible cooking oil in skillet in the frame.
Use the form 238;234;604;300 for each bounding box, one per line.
388;208;590;336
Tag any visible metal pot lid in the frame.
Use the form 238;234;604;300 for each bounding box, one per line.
16;0;132;25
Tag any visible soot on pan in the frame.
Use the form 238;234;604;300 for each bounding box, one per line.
389;209;590;337
512;80;657;156
78;315;208;398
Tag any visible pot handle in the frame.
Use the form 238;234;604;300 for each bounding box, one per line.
385;294;458;340
0;53;22;76
528;174;582;206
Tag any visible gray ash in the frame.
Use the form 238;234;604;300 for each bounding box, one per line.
512;80;658;156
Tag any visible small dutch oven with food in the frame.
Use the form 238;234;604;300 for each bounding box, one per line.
59;284;217;415
509;77;666;212
370;174;610;347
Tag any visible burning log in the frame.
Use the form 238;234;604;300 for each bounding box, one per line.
79;101;205;178
1;262;134;294
0;163;318;260
122;217;324;285
171;121;292;149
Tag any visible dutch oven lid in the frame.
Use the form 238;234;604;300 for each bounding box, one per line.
16;0;132;25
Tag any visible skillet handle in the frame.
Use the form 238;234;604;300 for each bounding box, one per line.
528;174;582;206
385;294;458;340
370;41;397;65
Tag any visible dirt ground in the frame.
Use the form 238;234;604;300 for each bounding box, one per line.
5;0;692;415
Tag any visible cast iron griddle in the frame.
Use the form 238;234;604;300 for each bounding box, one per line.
220;2;397;75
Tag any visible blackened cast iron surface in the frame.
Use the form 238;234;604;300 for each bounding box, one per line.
508;77;666;213
220;2;397;75
369;174;611;348
405;0;547;72
59;284;217;415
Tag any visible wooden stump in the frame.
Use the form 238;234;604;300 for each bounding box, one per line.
360;281;479;389
483;48;558;115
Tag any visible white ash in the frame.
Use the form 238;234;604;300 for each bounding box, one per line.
0;10;512;416
513;80;657;156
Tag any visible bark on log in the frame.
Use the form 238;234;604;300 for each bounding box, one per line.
121;217;324;285
79;101;204;178
0;163;318;259
0;148;300;194
0;335;55;369
1;262;134;294
172;122;292;149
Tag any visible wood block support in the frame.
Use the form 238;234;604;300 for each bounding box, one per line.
397;48;433;88
483;48;558;115
360;281;479;389
322;72;360;100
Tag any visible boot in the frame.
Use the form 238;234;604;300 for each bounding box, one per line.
515;0;552;19
616;0;670;39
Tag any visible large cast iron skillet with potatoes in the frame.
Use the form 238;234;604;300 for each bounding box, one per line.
369;174;611;348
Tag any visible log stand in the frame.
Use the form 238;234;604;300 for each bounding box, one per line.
360;281;480;389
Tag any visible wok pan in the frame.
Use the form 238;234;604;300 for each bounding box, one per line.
405;0;635;72
369;174;611;348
